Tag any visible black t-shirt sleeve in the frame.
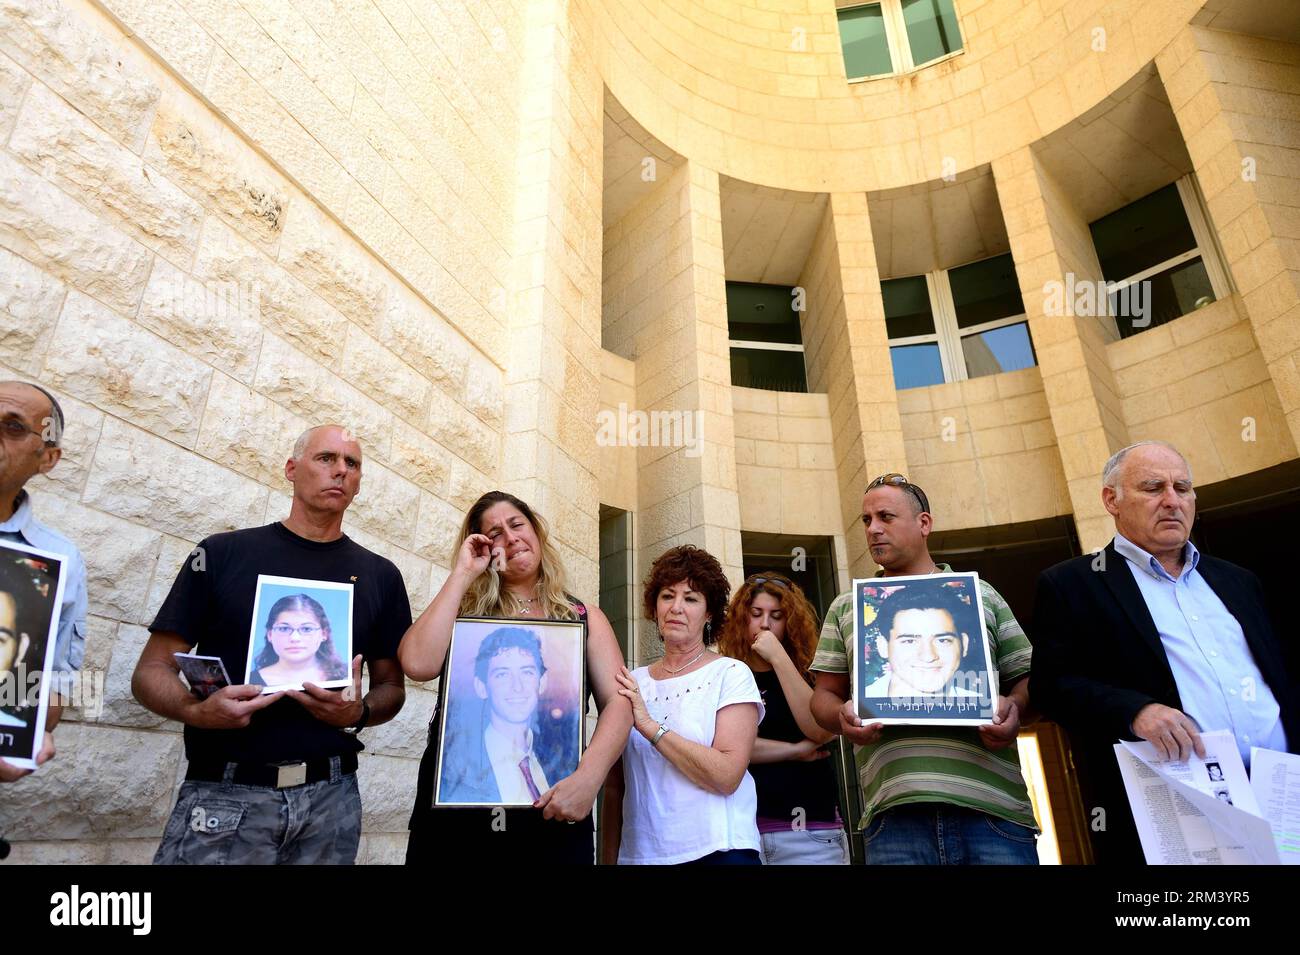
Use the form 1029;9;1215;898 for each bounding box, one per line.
368;560;411;662
148;537;215;648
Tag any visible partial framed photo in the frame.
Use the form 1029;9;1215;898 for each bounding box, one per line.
851;572;997;726
434;616;586;808
245;575;353;693
174;651;232;700
0;538;68;769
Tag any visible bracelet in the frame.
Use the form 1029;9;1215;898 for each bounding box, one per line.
650;723;669;747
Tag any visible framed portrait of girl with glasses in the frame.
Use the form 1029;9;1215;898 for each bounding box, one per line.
245;575;354;693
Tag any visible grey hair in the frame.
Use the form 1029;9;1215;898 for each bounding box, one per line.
292;424;358;460
1102;441;1193;490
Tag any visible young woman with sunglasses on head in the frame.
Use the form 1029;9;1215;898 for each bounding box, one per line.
718;573;848;864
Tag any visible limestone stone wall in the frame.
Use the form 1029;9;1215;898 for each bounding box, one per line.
601;159;744;662
1157;25;1300;448
1108;297;1298;481
796;192;906;577
0;0;525;864
588;0;1209;192
899;368;1072;530
733;386;839;536
598;348;637;514
499;0;607;604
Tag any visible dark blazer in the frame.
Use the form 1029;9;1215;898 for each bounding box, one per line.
1030;539;1298;865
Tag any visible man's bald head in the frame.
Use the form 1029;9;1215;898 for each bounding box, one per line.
0;381;63;447
292;424;359;462
1102;441;1192;499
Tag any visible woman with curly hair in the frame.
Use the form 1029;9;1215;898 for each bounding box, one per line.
719;573;847;864
603;545;764;865
399;490;632;865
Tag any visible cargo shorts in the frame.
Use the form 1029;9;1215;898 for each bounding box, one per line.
153;757;362;865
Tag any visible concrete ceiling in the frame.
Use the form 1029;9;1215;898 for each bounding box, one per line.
1033;65;1194;224
868;165;1009;278
1192;0;1300;43
720;177;829;284
602;89;683;229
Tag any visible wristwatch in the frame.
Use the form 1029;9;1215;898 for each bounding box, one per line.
342;701;370;736
650;723;669;747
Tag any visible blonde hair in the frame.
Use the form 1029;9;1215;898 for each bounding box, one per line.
455;491;576;620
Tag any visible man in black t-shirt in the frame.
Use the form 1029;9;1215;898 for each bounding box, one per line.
132;425;410;865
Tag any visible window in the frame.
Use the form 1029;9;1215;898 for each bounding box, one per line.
1088;176;1231;338
726;282;809;393
884;252;1036;390
837;0;963;80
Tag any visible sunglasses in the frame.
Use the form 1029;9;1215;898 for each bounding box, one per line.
746;575;791;589
865;473;930;514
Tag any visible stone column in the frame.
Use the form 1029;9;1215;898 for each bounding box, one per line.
1156;25;1300;450
799;192;907;579
993;146;1130;551
601;160;742;664
503;0;606;599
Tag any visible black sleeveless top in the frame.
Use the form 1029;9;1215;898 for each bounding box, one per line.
748;668;839;823
405;597;596;866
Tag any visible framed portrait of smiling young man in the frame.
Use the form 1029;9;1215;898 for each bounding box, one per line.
0;538;68;769
852;573;997;726
434;616;586;808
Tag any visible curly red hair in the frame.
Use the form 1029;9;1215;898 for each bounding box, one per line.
642;545;731;642
718;572;820;681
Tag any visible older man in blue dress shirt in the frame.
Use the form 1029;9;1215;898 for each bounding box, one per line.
1031;440;1297;864
0;380;88;783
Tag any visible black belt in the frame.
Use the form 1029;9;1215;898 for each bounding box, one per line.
185;752;358;789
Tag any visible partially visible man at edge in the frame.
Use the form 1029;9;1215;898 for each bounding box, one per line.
133;425;409;864
0;380;87;783
810;473;1039;864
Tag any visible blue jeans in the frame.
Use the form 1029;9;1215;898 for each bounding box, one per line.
759;827;849;865
863;803;1039;865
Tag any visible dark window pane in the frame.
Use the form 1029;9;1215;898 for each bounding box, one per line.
961;322;1037;378
838;5;893;78
901;0;962;65
889;343;945;390
949;253;1023;329
730;347;809;393
1110;257;1216;339
1089;184;1198;282
882;275;935;338
726;282;803;344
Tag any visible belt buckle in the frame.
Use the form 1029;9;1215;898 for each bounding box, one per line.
275;762;308;789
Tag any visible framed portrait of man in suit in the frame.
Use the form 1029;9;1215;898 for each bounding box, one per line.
434;616;586;807
852;572;997;726
0;538;68;769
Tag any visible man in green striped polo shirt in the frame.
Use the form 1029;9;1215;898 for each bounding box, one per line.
810;474;1038;865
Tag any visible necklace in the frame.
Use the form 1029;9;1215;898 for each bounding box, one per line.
663;646;706;674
